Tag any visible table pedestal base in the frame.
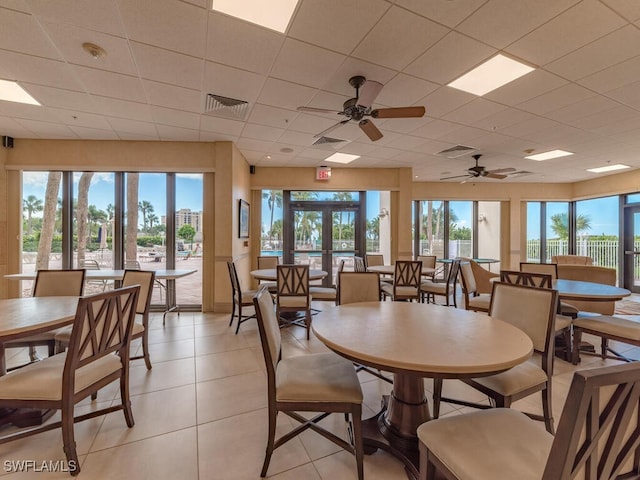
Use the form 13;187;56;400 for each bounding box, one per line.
0;407;55;429
362;373;431;480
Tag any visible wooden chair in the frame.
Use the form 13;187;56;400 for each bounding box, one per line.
125;260;165;302
276;264;312;339
420;259;459;307
353;256;366;272
257;255;279;293
381;260;422;302
309;260;343;305
521;262;582;318
365;253;384;268
551;254;593;265
433;282;558;434
417;255;437;281
468;259;499;294
419;361;640;480
557;264;617;316
4;269;86;366
0;285;139;476
458;260;491;312
227;261;257;334
253;286;364;479
500;269;573;363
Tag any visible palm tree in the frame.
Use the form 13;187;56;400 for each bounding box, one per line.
36;172;61;270
332;192;354;243
262;190;282;244
138;200;154;232
76;172;94;264
550;212;591;239
87;205;107;242
23;194;43;235
148;213;159;231
126;174;139;263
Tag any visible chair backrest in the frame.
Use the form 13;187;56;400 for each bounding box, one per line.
417;255;437;269
500;270;552;288
124;260;142;270
276;264;310;307
458;261;477;294
253;286;282;383
353;256;366;272
543;362;640;479
257;256;279;269
227;261;241;301
33;269;85;297
365;254;384;268
334;259;346;288
63;286;139;384
79;259;100;270
520;262;558;280
489;282;557;356
444;259;461;288
551;255;593;265
556;264;617;315
394;261;422;287
122;269;155;316
338;272;381;305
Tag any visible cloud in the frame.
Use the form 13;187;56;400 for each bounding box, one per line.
176;173;203;180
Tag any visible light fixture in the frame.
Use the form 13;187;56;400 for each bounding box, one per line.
525;149;574;161
324;152;360;164
378;208;389;219
211;0;300;33
0;79;40;105
447;54;534;96
587;164;630;173
82;42;107;59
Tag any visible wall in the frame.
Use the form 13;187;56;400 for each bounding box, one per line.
0;145;7;298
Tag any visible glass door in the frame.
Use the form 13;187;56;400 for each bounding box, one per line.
623;206;640;293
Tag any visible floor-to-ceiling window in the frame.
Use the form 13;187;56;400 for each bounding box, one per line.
545;202;570;261
576;196;619;270
449;201;473;259
260;190;283;263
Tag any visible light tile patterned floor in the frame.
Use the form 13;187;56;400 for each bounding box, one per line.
1;301;637;479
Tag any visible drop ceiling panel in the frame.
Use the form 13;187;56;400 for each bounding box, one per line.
516;83;595;115
52;109;112;130
419;87;474;118
92;97;153;122
471;107;535;132
443;98;508;125
15;118;77;138
277;130;314;147
545;94;620;123
374;74;438;107
411;119;462;140
0;8;62;58
74;66;146;102
247;104;298;129
203;62;266;105
117;0;207;57
322;58;397;97
68;126;119;140
603;0;640;21
287;112;344;135
150;106;201;130
352;6;449;71
605;79;640;108
578;55;640;92
199;115;244;137
485;69;567;106
405;32;496;85
0;115;36;137
395;0;487;28
0;1;31;13
21;84;99;113
142;80;201;113
131;43;204;90
241;123;284;142
506;0;626;66
270;39;346;89
156;124;200;141
26;0;125;36
0;50;82;91
106;117;158;137
456;0;580;49
545;25;640;80
206;12;284;75
257;78;317;111
287;0;390;55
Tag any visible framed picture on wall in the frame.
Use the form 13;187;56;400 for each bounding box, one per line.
239;199;250;238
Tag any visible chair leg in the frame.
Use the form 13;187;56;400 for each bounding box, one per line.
305;311;311;340
142;333;152;370
47;340;56;357
432;378;443;419
601;337;609;360
572;328;582;365
61;399;80;476
352;405;364;480
562;328;572;362
235;304;243;335
261;406;277;477
229;300;236;327
120;368;135;428
419;443;437;480
542;386;554;434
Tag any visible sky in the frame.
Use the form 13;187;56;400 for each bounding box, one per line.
23;172;204;218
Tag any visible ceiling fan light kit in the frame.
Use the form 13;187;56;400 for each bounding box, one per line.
440;154;516;182
298;76;426;142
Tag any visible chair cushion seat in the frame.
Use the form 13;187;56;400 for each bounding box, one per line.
417;408;552;480
468;294;491;310
241;290;258;304
574;315;640;341
555;314;573;332
471;359;547;396
5;329;62;345
276;352;363;404
309;286;336;300
131;321;145;336
381;284;419;298
0;351;122;401
278;295;309;308
420;281;447;294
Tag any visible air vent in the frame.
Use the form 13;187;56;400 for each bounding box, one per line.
436;145;476;158
506;170;534;178
313;136;347;146
204;94;249;120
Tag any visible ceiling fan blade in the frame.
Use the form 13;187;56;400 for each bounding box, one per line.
440;174;473;180
371;106;426;119
297;106;342;115
313;119;350;138
359;119;383;141
357;80;383;109
487;167;516;174
484;173;508;179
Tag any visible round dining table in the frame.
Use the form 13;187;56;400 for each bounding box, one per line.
554;279;630;302
312;301;533;477
250;268;327;282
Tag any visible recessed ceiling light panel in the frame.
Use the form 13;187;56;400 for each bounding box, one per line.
212;0;300;33
447;54;534;96
0;79;40;106
525;149;574;161
587;164;630;173
324;153;359;164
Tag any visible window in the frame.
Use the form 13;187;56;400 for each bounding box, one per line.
576;196;619;270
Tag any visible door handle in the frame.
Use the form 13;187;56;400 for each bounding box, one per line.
625;251;640;255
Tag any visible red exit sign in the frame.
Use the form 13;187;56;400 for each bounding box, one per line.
316;166;331;180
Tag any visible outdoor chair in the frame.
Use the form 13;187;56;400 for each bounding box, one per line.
253;286;364;479
420;259;459;307
381;260;422;302
276;264;312;339
0;286;139;476
433;282;558;434
227;261;257;334
125;260;165;302
79;259;111;292
418;361;640;480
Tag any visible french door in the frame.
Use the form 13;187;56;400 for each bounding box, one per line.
623;206;640;293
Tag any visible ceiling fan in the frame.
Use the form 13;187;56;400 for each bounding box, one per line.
440;154;516;182
296;75;426;142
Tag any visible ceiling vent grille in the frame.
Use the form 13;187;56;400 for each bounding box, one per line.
436;145;476;158
204;94;249;120
313;136;347;145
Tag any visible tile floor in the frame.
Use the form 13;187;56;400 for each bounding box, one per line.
1;301;638;479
